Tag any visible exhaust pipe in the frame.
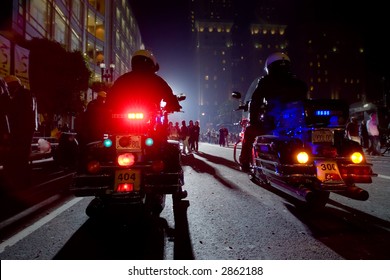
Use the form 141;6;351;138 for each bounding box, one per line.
267;177;313;202
336;185;369;201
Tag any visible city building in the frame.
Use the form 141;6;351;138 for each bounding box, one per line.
191;0;289;127
0;0;144;127
190;0;387;127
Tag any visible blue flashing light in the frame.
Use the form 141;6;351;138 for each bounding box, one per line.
103;138;113;148
315;110;330;116
145;138;154;146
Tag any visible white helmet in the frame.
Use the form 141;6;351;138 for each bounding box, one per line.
264;52;290;74
131;49;159;72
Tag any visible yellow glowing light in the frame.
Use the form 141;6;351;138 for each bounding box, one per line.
351;152;363;164
297;152;309;164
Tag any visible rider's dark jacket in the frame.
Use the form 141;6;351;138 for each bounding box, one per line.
249;71;308;132
105;70;181;113
239;69;308;166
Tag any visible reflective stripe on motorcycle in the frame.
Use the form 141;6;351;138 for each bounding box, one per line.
114;169;141;191
314;160;343;183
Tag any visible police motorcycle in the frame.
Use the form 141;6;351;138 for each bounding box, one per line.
232;92;377;209
70;94;187;218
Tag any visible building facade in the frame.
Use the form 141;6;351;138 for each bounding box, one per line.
0;0;144;105
190;0;377;127
191;0;289;126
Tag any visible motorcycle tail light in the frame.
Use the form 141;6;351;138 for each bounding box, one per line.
127;112;144;119
117;153;135;166
152;160;165;172
340;166;373;183
116;183;134;192
296;151;309;164
351;152;363;164
87;160;101;173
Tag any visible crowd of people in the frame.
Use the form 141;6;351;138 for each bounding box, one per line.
345;112;383;156
166;121;243;155
167;120;200;154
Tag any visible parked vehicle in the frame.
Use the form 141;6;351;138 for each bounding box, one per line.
52;131;79;168
70;94;187;219
29;136;59;162
232;92;377;209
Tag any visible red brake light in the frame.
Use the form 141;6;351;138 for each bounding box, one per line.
117;153;135;166
151;160;165;172
87;160;101;173
116;183;134;192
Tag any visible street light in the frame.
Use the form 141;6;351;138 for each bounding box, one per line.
100;62;115;82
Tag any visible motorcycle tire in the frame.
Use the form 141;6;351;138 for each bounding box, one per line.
145;193;166;216
304;191;330;210
85;197;105;218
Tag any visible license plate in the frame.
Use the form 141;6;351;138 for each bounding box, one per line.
114;169;141;191
315;160;342;183
312;130;333;143
116;135;141;151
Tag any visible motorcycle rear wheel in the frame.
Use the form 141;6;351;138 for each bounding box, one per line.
304;191;330;210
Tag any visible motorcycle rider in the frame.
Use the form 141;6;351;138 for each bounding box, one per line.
105;49;181;115
239;52;308;172
105;49;187;199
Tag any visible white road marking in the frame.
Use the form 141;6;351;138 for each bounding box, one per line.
378;174;390;180
0;197;83;254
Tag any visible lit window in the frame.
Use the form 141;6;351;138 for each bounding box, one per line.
53;6;67;44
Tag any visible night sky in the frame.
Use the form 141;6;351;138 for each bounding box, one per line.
128;0;195;120
128;0;389;120
127;0;192;80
